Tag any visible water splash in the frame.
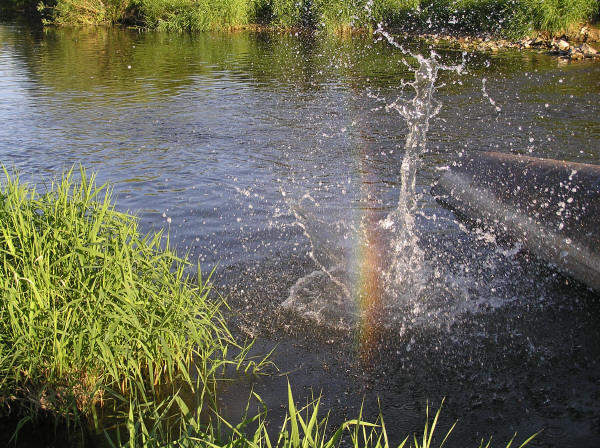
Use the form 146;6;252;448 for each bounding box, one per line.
282;35;466;342
382;54;443;300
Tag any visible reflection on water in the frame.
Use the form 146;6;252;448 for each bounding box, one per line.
1;22;600;447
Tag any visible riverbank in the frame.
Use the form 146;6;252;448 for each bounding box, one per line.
414;23;600;61
3;0;599;39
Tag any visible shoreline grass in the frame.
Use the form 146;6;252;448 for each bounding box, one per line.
4;0;598;38
105;381;539;447
0;167;256;435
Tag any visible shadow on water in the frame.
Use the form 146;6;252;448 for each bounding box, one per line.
1;21;600;447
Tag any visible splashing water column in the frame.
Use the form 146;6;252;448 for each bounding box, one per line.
356;56;444;361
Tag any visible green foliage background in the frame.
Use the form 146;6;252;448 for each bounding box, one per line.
3;0;599;36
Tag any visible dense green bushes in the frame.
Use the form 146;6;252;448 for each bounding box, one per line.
6;0;600;37
422;0;600;36
40;0;130;25
136;0;251;31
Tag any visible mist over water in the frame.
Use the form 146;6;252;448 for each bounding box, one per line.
1;22;599;447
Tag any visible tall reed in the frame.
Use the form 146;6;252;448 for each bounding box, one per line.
527;0;600;34
402;0;599;37
135;0;251;32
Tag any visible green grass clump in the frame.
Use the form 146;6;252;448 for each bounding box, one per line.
253;0;418;31
37;0;131;25
0;167;246;427
135;0;251;32
405;0;600;37
527;0;600;34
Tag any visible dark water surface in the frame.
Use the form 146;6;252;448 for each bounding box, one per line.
1;22;599;447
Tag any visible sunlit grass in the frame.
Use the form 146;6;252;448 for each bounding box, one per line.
20;0;600;36
37;0;131;25
111;382;539;447
527;0;600;34
0;166;253;430
410;0;600;37
136;0;251;32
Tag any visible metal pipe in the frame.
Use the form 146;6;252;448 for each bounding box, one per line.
432;151;600;291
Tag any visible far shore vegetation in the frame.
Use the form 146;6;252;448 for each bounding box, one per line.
1;0;599;38
0;168;540;447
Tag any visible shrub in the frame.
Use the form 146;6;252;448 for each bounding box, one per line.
17;0;600;35
38;0;131;25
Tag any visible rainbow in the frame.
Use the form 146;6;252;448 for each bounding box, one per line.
354;133;386;364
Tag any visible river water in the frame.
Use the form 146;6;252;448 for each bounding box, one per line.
1;22;599;447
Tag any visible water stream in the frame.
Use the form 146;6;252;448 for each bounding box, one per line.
1;21;599;447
